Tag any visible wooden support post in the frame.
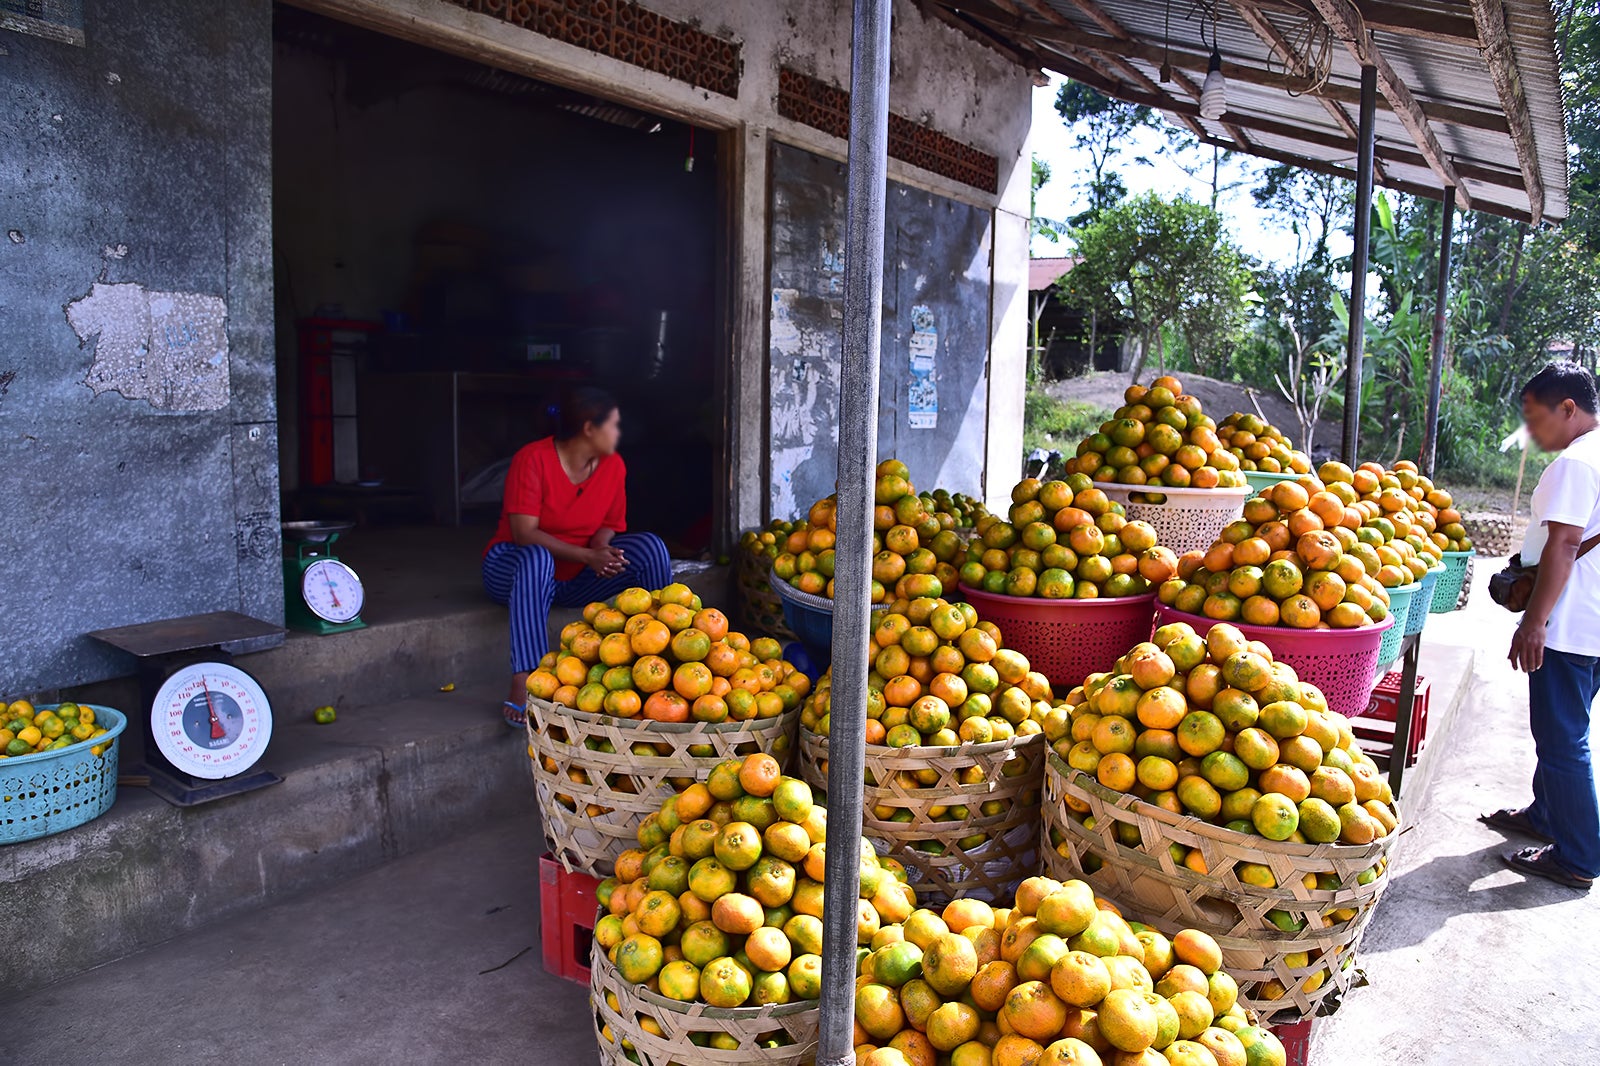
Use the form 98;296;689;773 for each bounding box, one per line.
1342;64;1377;465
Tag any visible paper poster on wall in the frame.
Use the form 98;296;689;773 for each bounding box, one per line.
908;304;938;429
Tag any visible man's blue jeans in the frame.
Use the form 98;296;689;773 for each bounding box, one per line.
1527;647;1600;878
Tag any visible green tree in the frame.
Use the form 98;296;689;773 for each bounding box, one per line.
1030;155;1068;246
1053;81;1157;223
1060;193;1253;380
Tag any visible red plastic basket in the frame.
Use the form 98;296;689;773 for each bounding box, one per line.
960;585;1157;691
1153;604;1393;719
539;854;600;986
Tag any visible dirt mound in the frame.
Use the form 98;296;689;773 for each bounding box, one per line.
1044;371;1342;455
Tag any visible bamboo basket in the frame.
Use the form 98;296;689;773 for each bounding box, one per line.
1041;754;1398;1022
737;548;797;641
798;727;1045;904
591;934;819;1066
525;696;797;877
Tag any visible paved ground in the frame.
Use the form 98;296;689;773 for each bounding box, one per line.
1314;561;1600;1065
1;817;593;1066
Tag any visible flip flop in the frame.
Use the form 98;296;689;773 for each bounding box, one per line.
502;700;528;730
1505;845;1593;889
1478;807;1554;844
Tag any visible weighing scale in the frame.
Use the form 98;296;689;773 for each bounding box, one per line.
282;520;367;635
88;611;285;807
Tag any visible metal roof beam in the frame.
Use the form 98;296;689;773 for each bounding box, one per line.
1468;0;1545;223
1307;0;1472;209
948;5;1513;133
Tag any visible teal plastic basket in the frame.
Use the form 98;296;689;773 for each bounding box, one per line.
1243;470;1302;494
1429;551;1473;613
1375;583;1419;673
1;705;126;845
1408;564;1445;636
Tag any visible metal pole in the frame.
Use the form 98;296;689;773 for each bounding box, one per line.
1421;192;1455;477
817;1;891;1064
1341;63;1378;465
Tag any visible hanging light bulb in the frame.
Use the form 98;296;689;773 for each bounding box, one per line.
1200;49;1227;119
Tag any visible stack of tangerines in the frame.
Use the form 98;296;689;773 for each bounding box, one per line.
850;874;1287;1066
1331;458;1469;554
525;584;810;724
1046;620;1399;852
801;596;1051;749
1215;413;1313;475
772;459;968;604
594;752;912;1036
1061;376;1249;490
957;474;1178;599
1154;472;1437;630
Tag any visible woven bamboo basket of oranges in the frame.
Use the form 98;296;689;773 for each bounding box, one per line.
736;540;797;642
526;699;797;877
591;936;819;1066
799;727;1045;905
522;584;808;876
1041;754;1398;1021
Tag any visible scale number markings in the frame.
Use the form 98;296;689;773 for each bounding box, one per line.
152;663;273;779
301;558;364;624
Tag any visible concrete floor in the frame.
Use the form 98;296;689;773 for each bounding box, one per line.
2;817;593;1066
1314;562;1600;1065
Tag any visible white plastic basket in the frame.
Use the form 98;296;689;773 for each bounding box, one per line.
1094;482;1251;556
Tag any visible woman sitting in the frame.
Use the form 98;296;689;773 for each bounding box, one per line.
482;387;672;725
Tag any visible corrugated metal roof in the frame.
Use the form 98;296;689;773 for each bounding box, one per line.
1030;256;1080;290
933;0;1569;223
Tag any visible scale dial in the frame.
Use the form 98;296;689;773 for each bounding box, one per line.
152;663;273;780
301;558;364;624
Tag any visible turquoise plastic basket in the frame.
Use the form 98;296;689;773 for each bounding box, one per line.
1375;583;1419;673
1408;564;1445;636
1429;551;1473;613
1242;470;1301;494
1;705;126;845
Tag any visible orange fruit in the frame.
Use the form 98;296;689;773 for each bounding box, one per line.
739;753;782;797
630;619;672;656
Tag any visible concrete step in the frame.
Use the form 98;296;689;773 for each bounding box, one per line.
0;679;536;998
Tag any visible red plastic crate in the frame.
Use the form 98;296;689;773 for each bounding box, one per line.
540;855;601;986
1273;1017;1314;1066
1354;672;1430;767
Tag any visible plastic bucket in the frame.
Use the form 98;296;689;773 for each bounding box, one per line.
1;705;127;844
1243;470;1302;494
1154;605;1392;719
770;570;887;664
1408;565;1445;637
1094;483;1251;556
959;585;1157;691
1374;583;1419;673
1429;551;1473;613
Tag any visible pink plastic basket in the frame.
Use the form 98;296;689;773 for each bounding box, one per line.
960;585;1157;691
1153;604;1393;719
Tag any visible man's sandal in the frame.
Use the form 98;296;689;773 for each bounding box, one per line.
1478;807;1554;844
1505;845;1593;889
502;700;528;729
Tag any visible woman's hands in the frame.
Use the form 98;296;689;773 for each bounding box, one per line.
587;543;628;579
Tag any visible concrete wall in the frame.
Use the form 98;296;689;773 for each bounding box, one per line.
296;0;1035;523
0;0;279;691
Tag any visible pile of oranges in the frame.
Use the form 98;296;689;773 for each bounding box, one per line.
1154;470;1443;629
1341;459;1472;554
1062;376;1249;490
525;585;809;724
1215;414;1312;476
772;460;970;604
0;700;113;759
1048;621;1399;851
802;596;1050;749
850;874;1287;1066
594;753;913;1033
958;476;1177;600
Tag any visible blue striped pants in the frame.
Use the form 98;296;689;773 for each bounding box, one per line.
482;532;673;672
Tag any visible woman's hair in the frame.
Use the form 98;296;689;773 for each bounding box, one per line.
556;386;620;440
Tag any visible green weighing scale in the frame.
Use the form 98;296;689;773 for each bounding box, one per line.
282;521;367;635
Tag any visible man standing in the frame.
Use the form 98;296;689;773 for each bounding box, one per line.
1485;361;1600;890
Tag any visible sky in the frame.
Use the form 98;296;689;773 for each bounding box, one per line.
1028;74;1355;270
